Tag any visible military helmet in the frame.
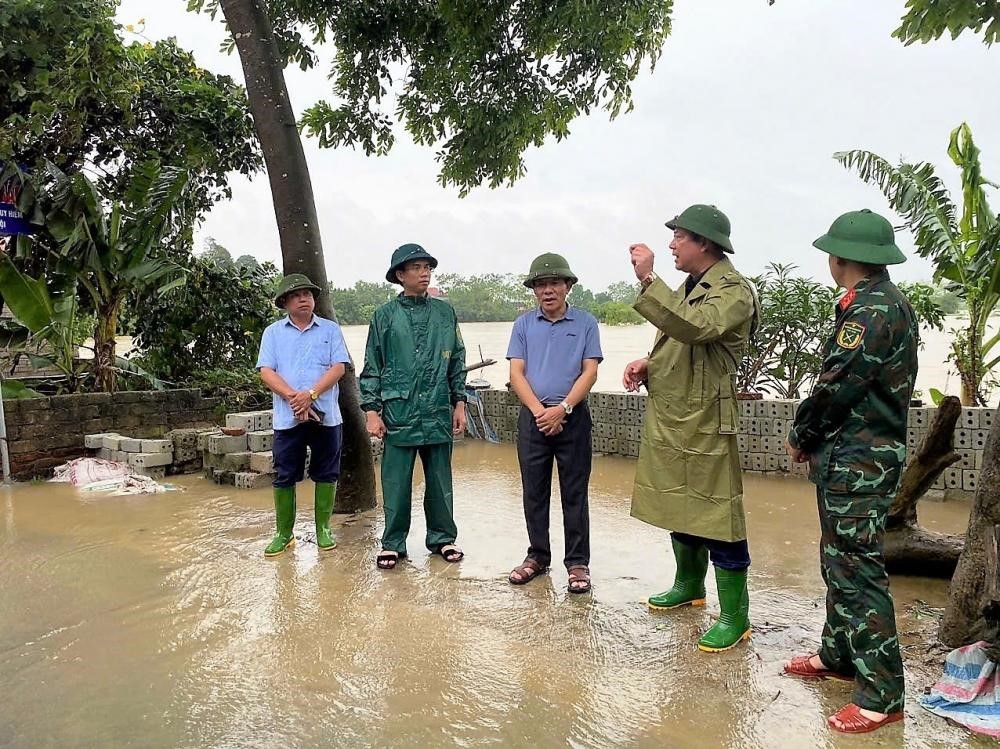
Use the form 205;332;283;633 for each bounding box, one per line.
386;243;438;284
813;209;906;265
274;273;321;308
666;204;734;253
522;252;579;288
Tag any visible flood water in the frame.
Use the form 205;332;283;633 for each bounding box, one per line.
340;316;1000;403
0;442;990;748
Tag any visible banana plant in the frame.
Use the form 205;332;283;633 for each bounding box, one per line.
0;254;90;392
837;123;1000;405
14;160;190;392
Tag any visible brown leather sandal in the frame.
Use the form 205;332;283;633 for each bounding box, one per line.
508;558;547;585
567;565;591;594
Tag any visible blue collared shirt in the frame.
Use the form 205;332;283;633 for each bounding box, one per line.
506;305;603;404
256;315;352;430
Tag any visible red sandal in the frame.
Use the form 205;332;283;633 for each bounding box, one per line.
827;703;903;733
783;654;853;682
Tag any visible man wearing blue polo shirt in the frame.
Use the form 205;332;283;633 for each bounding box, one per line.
506;253;603;593
256;274;352;557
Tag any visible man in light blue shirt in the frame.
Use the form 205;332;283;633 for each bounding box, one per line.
256;274;352;557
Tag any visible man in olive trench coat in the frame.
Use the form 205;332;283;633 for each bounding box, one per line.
625;204;759;652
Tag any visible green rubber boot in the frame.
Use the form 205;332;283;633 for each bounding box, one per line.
264;486;296;557
648;536;709;610
314;481;337;551
697;567;751;652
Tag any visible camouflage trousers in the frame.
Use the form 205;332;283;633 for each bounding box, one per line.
816;488;905;713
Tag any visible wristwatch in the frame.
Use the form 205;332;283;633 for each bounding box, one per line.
641;270;659;289
309;388;319;401
559;400;573;414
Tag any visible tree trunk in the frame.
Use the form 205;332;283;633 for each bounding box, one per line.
94;297;120;393
940;406;1000;647
981;524;1000;662
883;396;964;575
220;0;375;512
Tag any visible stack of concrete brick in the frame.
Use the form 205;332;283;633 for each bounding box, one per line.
83;427;216;478
473;388;993;496
907;406;993;492
200;410;385;490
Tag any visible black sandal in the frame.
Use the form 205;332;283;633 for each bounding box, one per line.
376;550;399;570
434;544;464;563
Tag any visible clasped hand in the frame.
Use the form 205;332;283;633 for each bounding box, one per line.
535;405;565;436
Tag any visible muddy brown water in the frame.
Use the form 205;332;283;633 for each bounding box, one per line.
0;442;991;748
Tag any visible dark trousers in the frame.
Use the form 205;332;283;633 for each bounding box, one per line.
272;422;343;487
672;532;751;571
516;404;592;569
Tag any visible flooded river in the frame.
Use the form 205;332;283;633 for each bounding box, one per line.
0;442;989;748
340;316;1000;403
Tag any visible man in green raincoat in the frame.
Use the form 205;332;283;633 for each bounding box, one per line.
625;204;759;652
360;244;467;570
783;210;917;734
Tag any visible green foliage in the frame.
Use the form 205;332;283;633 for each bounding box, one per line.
127;255;280;383
739;263;835;399
186;366;272;417
898;281;946;339
0;257;91;391
10;160;192;392
894;0;1000;46
0;0;261;252
329;280;397;324
192;0;673;195
437;273;534;321
592;300;643;326
836;123;1000;405
0;379;43;399
200;237;235;267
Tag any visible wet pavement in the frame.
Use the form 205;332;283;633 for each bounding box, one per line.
0;441;991;748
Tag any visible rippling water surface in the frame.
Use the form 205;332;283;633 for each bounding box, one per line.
0;442;990;748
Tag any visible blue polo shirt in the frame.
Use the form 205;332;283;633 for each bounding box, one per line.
256;315;352;430
506;305;603;404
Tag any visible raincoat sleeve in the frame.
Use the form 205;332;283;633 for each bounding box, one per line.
634;276;753;345
449;312;468;405
788;306;892;452
359;312;384;413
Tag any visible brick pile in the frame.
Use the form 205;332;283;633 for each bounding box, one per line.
83;427;216;479
475;389;992;495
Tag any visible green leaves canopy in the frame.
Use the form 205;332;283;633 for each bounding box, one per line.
192;0;673;194
894;0;1000;46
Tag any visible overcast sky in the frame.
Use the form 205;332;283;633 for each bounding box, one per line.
116;0;1000;290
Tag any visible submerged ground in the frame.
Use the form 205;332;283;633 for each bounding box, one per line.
0;441;989;748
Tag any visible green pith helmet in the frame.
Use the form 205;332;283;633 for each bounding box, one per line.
522;252;579;288
386;243;438;284
274;273;321;308
666;204;734;253
813;209;906;265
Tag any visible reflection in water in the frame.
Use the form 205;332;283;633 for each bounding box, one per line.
0;443;989;748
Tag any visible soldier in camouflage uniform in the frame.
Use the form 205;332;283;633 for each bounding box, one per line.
783;209;917;734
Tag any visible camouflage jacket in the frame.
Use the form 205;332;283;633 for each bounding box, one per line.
788;270;918;495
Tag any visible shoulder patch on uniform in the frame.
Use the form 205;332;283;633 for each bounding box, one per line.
836;321;866;350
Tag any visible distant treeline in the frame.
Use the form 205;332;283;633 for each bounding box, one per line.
329;273;646;325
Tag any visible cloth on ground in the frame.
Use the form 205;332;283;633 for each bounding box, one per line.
51;458;133;486
920;641;1000;737
50;458;176;495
